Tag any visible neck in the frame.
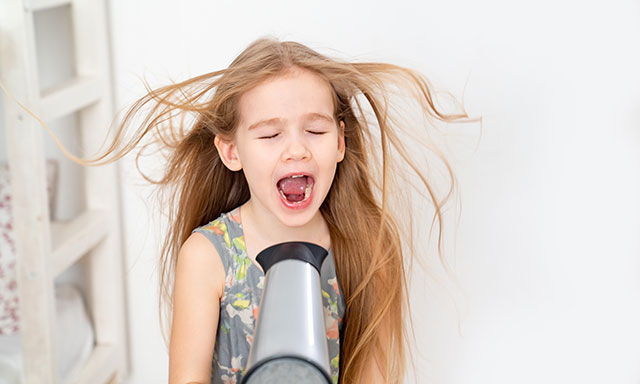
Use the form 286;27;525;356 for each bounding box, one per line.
240;199;331;251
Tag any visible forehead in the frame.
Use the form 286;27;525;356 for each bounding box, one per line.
237;68;335;129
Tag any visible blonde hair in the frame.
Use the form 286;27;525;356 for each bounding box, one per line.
48;36;478;383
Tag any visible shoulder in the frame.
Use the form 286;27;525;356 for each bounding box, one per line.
182;230;220;255
177;231;226;298
192;208;242;251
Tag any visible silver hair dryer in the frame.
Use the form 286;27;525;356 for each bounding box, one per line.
241;242;333;384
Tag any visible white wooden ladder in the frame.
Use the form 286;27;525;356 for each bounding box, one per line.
0;0;129;383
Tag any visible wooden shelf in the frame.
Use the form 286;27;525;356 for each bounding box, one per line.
40;76;103;122
23;0;72;12
50;209;109;279
72;343;118;384
2;0;130;381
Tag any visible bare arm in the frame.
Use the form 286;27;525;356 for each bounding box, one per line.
168;232;226;384
360;354;386;384
360;317;394;383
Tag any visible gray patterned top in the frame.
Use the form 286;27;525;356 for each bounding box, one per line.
192;207;345;384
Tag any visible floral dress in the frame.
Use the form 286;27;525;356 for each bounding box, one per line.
192;207;345;384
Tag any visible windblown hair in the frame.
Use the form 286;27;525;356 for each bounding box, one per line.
64;36;477;383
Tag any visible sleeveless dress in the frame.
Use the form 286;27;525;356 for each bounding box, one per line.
191;207;346;384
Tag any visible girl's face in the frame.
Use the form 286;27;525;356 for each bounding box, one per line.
215;67;345;228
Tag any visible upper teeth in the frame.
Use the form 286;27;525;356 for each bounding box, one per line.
290;175;304;178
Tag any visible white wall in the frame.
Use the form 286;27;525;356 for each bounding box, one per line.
106;0;640;383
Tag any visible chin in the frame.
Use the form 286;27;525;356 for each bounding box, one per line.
276;208;318;228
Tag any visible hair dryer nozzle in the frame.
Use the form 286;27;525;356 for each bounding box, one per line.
256;241;328;274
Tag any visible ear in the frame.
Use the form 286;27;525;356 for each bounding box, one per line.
337;120;346;163
214;135;242;171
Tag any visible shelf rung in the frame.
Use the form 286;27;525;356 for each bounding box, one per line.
51;209;109;278
23;0;72;12
72;343;118;384
40;76;103;122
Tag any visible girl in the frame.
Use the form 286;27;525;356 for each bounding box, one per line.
68;37;473;383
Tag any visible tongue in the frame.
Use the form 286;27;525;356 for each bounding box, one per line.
278;176;308;195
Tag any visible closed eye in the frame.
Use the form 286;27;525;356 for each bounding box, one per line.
259;133;279;139
308;131;327;135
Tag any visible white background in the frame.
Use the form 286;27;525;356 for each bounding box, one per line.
2;0;638;383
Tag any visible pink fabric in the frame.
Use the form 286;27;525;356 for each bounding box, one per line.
0;160;58;335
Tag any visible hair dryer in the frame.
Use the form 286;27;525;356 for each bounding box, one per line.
241;241;333;384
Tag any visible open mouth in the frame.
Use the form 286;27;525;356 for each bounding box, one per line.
276;174;314;204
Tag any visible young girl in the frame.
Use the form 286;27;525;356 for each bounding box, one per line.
68;37;473;383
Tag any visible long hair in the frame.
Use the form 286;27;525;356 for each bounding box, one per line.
57;36;477;383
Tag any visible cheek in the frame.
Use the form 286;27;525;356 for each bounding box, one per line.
318;140;342;164
318;156;339;179
237;144;276;181
238;141;269;166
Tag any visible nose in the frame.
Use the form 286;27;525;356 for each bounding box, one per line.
281;132;311;162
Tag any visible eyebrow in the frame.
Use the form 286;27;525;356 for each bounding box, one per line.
247;112;334;131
